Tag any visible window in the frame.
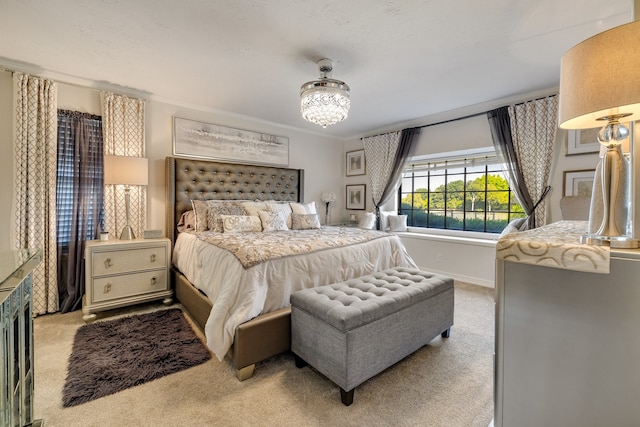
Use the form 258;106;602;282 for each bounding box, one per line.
398;148;525;234
56;111;104;247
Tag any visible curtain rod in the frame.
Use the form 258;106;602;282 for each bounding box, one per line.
2;66;150;101
362;94;558;139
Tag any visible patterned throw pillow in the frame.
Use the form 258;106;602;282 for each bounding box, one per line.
265;201;293;228
291;213;321;230
258;210;289;232
289;201;317;215
191;200;210;232
220;215;262;233
206;202;247;233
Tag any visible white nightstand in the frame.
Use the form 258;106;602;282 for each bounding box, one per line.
83;238;172;322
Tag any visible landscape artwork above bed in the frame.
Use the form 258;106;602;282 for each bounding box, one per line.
173;117;289;166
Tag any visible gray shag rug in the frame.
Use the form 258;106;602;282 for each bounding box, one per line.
62;308;211;407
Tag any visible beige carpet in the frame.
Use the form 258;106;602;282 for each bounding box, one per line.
34;282;494;427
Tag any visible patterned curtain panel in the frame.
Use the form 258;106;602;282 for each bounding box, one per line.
100;92;146;239
363;130;401;214
14;72;59;315
507;95;558;228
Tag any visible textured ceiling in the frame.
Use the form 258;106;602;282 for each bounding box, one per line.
0;0;632;139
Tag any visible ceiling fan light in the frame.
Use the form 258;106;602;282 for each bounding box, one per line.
300;59;350;128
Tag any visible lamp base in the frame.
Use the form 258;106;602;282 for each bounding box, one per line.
119;225;136;240
580;233;639;249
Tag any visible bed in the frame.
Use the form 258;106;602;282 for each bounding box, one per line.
165;156;417;380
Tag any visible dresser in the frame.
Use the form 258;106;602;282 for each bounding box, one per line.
494;222;640;426
0;249;41;427
83;238;172;322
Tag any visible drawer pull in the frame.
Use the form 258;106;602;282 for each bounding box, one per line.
104;258;113;269
150;277;157;286
150;254;156;263
103;283;112;294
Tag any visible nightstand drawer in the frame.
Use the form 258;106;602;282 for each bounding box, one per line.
91;246;167;276
91;270;168;303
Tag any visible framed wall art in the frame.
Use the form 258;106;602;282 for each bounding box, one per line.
173;116;289;166
346;184;366;210
566;128;601;155
346;149;366;176
563;169;596;197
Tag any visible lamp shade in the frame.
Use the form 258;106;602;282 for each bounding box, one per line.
104;155;148;186
558;20;640;130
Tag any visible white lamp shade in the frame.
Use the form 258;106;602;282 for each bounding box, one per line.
104;156;149;186
558;20;640;130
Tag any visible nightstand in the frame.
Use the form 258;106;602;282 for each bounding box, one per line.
83;238;172;322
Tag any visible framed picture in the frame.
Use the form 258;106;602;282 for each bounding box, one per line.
346;149;366;176
566;128;601;155
173;116;289;166
563;169;596;197
346;184;366;210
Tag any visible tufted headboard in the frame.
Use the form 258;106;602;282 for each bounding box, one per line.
165;156;304;246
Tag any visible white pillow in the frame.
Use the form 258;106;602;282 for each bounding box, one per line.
379;211;395;231
240;201;268;217
291;213;321;230
265;201;293;228
221;215;262;233
258;210;289;232
290;201;317;215
358;212;376;230
388;215;408;232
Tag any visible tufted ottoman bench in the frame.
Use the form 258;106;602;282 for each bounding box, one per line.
290;267;454;406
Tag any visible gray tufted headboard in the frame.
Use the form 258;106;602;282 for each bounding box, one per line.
165;156;304;246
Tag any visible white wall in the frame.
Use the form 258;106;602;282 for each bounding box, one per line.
0;72;13;251
341;99;602;288
0;73;344;250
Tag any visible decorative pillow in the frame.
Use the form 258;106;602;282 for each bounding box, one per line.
220;215;262;233
388;214;408;232
358;212;376;230
290;201;317;215
258;210;289;232
379;211;395;231
177;210;196;233
240;200;268;217
291;213;321;230
191;200;211;232
206;202;247;233
265;201;293;228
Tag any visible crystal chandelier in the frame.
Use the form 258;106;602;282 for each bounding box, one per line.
300;58;350;128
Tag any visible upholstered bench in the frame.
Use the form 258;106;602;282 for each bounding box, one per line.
290;267;454;406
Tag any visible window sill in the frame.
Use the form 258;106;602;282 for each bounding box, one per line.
395;228;498;247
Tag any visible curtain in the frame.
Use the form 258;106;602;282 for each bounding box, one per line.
101;92;146;238
363;127;420;228
14;72;59;315
57;111;104;313
488;96;558;229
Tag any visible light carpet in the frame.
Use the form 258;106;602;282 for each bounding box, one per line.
34;282;494;426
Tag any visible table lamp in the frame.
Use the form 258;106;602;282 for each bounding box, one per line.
104;155;149;240
558;20;640;248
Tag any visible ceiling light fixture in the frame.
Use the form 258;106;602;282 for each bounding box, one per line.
300;58;350;128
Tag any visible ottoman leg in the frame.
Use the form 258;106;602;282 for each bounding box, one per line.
294;354;307;368
441;328;451;338
340;388;354;406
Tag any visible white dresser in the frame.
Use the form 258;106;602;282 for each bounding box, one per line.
83;238;172;322
494;222;640;426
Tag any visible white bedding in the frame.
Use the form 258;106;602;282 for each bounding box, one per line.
172;228;417;360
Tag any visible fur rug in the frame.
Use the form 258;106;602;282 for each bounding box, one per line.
62;308;211;407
